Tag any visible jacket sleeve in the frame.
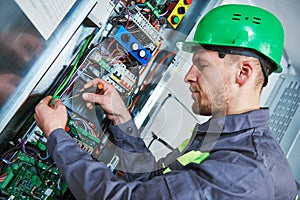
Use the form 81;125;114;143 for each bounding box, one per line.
46;128;200;200
108;119;161;182
47;128;289;200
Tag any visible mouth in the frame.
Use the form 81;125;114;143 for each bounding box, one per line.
190;89;199;100
189;86;199;93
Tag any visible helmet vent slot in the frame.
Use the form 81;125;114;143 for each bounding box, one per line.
232;13;241;20
252;17;261;24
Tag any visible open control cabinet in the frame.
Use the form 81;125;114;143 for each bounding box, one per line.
0;0;211;198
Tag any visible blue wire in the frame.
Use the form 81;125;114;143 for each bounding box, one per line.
2;158;11;166
136;4;147;7
38;151;50;160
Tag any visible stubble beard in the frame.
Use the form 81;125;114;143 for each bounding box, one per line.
192;87;227;117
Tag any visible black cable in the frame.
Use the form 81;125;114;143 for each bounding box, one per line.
146;93;200;150
41;163;55;175
0;146;22;174
23;146;45;183
148;131;174;151
34;157;45;182
0;146;22;158
147;137;156;149
0;189;9;198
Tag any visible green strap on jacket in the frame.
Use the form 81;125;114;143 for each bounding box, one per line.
163;150;210;174
178;138;191;153
177;150;210;166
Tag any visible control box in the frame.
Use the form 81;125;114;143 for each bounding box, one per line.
114;26;152;66
167;0;193;28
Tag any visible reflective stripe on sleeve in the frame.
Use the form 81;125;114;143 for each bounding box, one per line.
162;150;210;174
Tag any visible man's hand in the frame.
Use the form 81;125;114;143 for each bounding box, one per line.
82;78;132;125
34;96;68;138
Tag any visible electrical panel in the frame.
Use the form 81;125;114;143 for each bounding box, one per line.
0;0;208;199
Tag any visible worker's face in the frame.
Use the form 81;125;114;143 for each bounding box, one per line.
184;49;235;116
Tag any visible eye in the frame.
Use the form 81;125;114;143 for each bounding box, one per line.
195;63;208;70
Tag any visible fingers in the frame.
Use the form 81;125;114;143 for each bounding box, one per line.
82;92;106;105
83;78;112;92
53;98;66;112
40;96;52;105
36;96;51;110
83;78;103;90
86;102;94;110
35;96;51;113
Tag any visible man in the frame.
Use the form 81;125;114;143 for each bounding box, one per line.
34;4;298;199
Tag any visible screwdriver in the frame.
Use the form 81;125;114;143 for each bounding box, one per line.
63;83;104;101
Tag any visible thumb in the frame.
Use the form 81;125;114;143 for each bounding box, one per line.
53;98;65;111
82;93;103;104
43;96;53;105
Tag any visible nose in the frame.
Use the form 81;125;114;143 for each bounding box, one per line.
184;65;198;84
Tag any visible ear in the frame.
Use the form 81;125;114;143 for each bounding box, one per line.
236;60;253;86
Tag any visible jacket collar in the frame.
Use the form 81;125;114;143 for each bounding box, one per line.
194;108;270;134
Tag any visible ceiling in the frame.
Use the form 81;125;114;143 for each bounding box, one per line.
222;0;300;72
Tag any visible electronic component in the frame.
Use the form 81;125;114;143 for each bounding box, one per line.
0;125;69;199
130;6;163;46
110;62;137;92
103;75;126;93
66;118;101;155
0;1;198;198
0;151;68;199
88;0;115;30
167;0;193;28
114;26;152;66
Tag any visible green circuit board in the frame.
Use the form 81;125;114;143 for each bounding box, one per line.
0;151;68;199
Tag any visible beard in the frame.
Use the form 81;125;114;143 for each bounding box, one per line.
191;94;212;116
191;87;227;117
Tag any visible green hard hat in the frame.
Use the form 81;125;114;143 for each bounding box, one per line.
177;4;285;73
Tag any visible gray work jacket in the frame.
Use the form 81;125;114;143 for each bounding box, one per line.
47;109;298;199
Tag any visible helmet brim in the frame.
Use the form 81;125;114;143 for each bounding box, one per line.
176;41;283;73
176;41;203;53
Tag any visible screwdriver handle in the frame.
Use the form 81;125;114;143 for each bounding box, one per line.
63;83;104;101
80;83;104;94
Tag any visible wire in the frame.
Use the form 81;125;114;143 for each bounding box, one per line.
126;96;133;109
147;137;156;149
22;142;30;155
147;131;174;150
59;61;92;100
53;33;95;97
34;157;45;182
160;10;168;17
57;174;63;200
38;151;50;160
120;1;131;28
73;117;89;132
41;163;55;176
145;51;176;84
1;158;12;167
169;94;200;122
144;92;200;149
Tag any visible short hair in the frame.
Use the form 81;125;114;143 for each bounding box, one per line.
204;46;275;88
223;54;265;92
